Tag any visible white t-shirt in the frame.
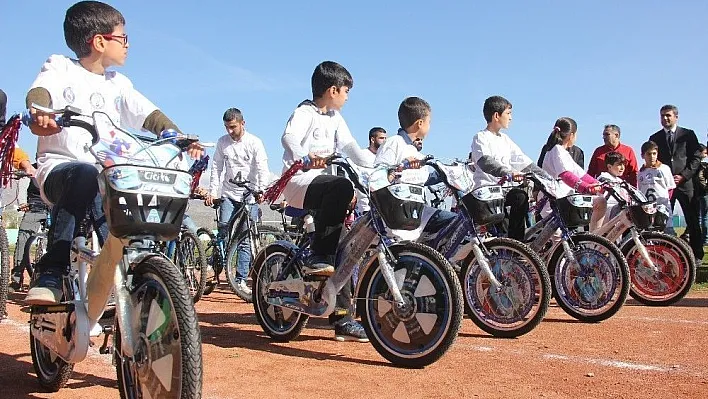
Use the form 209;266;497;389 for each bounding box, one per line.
372;131;436;241
209;131;269;203
637;164;674;208
542;144;585;198
597;172;628;219
280;101;357;208
374;132;430;185
469;129;533;187
30;54;158;202
354;147;377;212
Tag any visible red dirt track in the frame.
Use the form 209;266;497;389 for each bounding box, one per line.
1;287;707;398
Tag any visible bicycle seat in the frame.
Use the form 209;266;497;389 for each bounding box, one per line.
284;206;308;218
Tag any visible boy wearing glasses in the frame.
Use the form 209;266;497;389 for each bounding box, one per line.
23;1;200;305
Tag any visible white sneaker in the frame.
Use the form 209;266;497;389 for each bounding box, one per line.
234;280;252;302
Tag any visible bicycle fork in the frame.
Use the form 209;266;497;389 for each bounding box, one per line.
629;228;658;272
450;239;503;290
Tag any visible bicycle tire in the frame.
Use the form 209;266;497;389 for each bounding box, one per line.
548;232;630;322
622;231;696;306
176;231;208;303
459;237;551;338
0;227;10;321
358;242;463;368
114;255;202;399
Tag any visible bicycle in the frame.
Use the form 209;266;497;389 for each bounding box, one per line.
22;105;203;397
1;169;35;321
196;180;285;302
252;155;463;368
421;158;551;337
160;222;208;303
593;179;696;306
512;173;630;322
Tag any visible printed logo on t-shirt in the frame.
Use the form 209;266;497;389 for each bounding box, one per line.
90;92;105;109
63;87;75;104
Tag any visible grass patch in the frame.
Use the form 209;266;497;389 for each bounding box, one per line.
691;281;708;291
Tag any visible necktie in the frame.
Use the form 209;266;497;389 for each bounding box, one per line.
667;131;674;151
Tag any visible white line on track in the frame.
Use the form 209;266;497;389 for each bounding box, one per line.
460;344;705;377
614;315;708;326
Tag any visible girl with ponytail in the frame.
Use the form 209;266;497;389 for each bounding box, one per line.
540;117;607;231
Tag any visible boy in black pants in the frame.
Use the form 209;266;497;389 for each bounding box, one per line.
281;61;371;342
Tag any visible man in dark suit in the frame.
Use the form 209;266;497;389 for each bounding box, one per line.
649;104;704;260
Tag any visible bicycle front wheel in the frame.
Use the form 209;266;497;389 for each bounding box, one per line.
114;256;202;399
460;237;550;338
548;233;630;322
623;231;696;306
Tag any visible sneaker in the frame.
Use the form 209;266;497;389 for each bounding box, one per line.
25;272;63;305
302;255;335;276
234;279;252;301
334;320;369;343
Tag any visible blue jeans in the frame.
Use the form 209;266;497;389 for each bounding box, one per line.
423;209;457;237
700;195;708;244
218;198;259;282
182;214;198;235
36;162;108;275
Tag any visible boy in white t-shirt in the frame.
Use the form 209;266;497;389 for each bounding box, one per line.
374;97;456;240
637;141;675;232
598;152;630;221
469;96;552;240
280;61;370;342
24;1;202;305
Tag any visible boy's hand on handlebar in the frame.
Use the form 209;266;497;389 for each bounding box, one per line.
204;194;215;207
18;203;30;212
586;185;603;195
28;107;62;136
307;153;327;169
186;142;205;160
405;157;422;169
511;173;525;182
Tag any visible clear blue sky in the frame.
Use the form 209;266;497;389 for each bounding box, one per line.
2;0;707;175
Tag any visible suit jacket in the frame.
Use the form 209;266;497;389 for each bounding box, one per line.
648;126;701;195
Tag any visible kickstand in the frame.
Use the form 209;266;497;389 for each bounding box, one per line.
99;325;114;354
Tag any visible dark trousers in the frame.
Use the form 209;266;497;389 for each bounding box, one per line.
35;162;108;275
303;175;354;256
303;175;355;325
671;190;704;260
499;188;529;241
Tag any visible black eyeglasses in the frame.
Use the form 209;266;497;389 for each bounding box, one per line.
87;34;128;47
